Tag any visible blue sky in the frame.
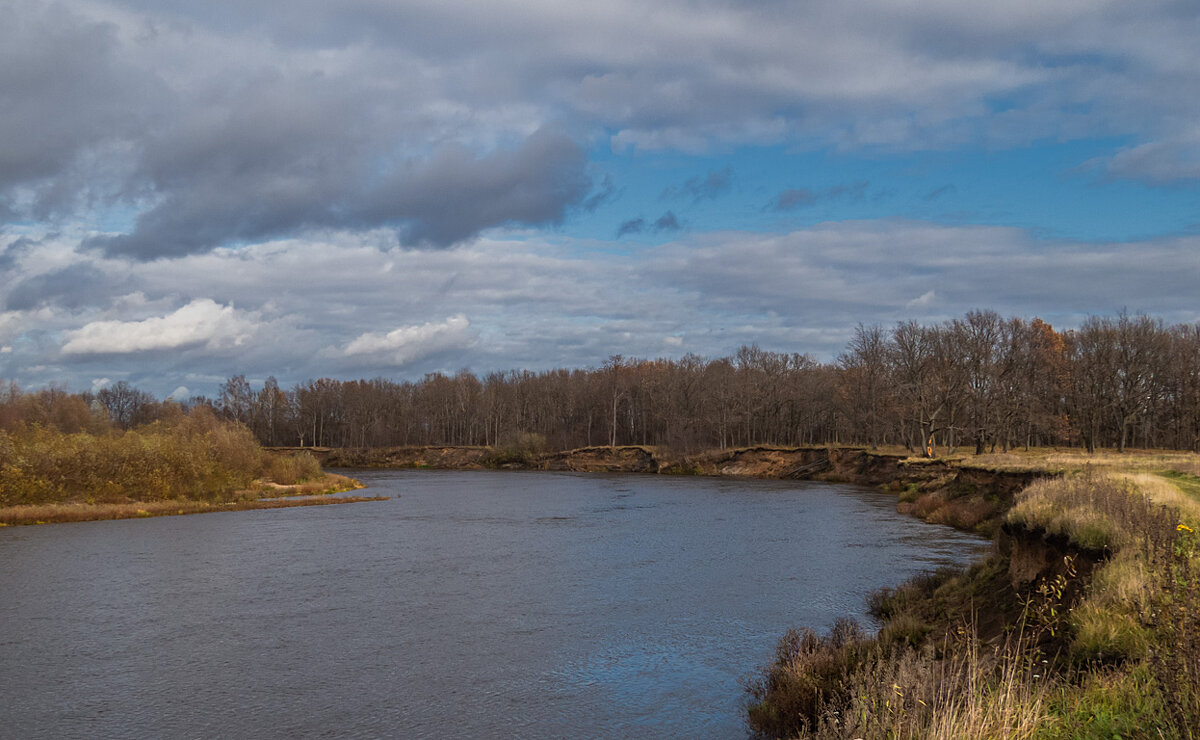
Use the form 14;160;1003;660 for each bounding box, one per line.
578;139;1199;244
2;0;1199;397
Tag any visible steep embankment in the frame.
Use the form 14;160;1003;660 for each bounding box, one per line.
316;443;1047;536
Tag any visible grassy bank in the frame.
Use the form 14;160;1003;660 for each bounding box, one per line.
0;409;374;525
746;456;1200;739
0;483;384;525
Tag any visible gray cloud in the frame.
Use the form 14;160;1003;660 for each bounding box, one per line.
771;181;869;211
653;212;681;232
0;3;167;213
617;211;681;237
617;218;646;237
1100;134;1200;184
4;0;1200;258
661;167;733;203
581;174;618;212
5;0;1200;396
773;189;817;210
88;127;590;258
4;264;130;311
361;128;592;247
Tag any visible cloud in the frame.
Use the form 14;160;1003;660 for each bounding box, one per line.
661;167;733;202
581;174;618;211
88;127;592;258
647;220;1200;329
772;188;817;210
771;181;868;211
617;217;646;237
924;184;956;201
61;299;257;355
341;314;477;365
1099;131;1200;184
653;211;681;232
617;211;681;237
906;290;937;309
4;0;1200;261
5;263;129;311
4;221;1200;397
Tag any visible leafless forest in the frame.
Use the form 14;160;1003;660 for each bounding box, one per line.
7;311;1200;455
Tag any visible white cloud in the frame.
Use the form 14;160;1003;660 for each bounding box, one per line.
906;290;937;309
4;222;1200;397
61;299;257;355
342;314;477;365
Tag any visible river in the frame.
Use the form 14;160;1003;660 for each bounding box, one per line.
0;470;988;739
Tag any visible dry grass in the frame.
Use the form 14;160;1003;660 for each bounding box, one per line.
0;472;371;526
263;450;324;485
252;472;365;498
747;619;1057;739
1007;470;1172;551
0;492;385;526
970;447;1200;476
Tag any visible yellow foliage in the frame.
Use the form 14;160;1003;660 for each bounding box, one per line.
0;412;267;506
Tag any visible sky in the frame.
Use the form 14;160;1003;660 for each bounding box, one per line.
2;0;1200;398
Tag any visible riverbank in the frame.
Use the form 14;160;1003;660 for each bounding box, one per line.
312;443;1047;536
742;457;1200;738
0;472;381;526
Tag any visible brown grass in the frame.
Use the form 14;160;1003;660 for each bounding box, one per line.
262;450;324;485
0;493;385;526
746;618;1056;739
251;472;365;498
0;472;374;526
970;447;1200;476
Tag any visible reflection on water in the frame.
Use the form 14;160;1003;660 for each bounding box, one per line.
0;470;988;739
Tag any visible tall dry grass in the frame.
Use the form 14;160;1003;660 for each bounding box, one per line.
263;450;323;485
1006;468;1178;551
746;617;1057;739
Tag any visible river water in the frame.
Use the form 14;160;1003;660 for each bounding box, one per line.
0;470;988;739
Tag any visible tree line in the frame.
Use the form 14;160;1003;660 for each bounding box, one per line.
4;310;1200;454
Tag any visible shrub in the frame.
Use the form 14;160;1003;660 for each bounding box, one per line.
0;410;270;506
745;619;872;737
265;451;323;485
482;431;547;467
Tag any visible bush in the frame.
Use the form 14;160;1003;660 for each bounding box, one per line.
482;431;547;467
0;409;269;506
745;619;872;737
265;451;322;485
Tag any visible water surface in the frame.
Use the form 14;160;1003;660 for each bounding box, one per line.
0;470;988;738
